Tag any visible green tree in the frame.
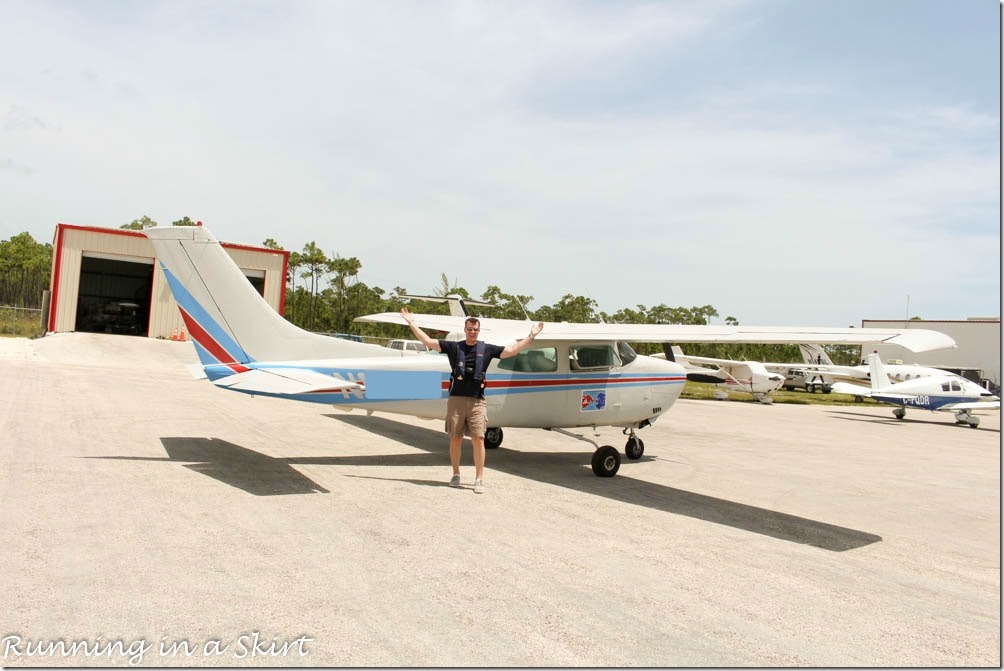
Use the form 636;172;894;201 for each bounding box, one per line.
328;254;363;332
171;216;198;227
120;215;158;230
534;294;599;323
480;285;534;320
297;241;330;330
0;232;52;307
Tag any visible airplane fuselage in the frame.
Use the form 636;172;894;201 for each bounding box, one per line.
204;344;687;430
870;376;993;411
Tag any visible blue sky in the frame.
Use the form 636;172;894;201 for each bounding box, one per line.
1;0;998;326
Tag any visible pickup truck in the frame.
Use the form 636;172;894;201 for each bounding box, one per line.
782;368;832;394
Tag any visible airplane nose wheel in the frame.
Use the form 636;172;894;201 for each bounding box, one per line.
624;436;645;460
591;446;621;477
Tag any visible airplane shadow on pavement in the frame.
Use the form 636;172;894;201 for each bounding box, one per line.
319;414;881;553
93;415;881;552
826;409;1001;432
90;438;332;497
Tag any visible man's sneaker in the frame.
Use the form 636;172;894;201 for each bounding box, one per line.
449;474;461;487
473;479;485;494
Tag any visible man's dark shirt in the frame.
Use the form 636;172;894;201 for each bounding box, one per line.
439;340;505;398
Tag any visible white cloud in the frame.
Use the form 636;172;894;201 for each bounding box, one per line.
0;0;997;326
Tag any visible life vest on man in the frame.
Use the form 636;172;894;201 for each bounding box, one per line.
452;340;487;390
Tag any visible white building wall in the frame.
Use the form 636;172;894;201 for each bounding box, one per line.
862;319;1001;385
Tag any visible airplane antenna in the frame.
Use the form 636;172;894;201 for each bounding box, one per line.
515;297;532;322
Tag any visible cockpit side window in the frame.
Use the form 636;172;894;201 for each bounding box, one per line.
497;347;558;372
570;344;620;370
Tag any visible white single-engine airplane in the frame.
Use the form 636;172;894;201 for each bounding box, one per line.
655;345;786;404
145;225;958;477
831;353;999;427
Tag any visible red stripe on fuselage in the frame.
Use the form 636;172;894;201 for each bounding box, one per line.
179;308;249;373
440;376;682;392
490;376;683;388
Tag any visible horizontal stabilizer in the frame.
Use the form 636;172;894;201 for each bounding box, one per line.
213;368;363;395
831;382;873;396
186;363;208;380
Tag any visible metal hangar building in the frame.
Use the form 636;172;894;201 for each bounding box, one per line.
46;223;288;340
863;318;1000;389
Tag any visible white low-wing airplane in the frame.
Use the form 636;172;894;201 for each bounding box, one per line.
145;225;958;477
654;345;785;404
800;355;957;385
830;353;999;427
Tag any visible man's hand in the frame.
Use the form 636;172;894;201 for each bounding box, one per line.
400;306;414;324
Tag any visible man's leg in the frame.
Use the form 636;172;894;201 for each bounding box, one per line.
449;435;463;475
471;436;486;481
469;398;488;484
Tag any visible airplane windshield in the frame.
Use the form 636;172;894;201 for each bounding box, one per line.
617;341;637;365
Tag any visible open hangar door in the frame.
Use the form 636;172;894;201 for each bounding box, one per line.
75;253;154;336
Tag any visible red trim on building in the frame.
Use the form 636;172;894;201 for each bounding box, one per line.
47;225;67;332
278;252;289;316
56;223;147;239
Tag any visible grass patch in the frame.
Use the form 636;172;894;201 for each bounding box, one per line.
0;306;44;337
681;381;876;407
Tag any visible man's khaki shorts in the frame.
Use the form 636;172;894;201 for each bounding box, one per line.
445;395;488;439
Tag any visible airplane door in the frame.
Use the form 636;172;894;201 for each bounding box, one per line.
568;343;622;426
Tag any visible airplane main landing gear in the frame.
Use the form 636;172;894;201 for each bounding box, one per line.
485;426;504;449
547;426;652;476
591;446;621;477
892;408;906;420
955;411;980;428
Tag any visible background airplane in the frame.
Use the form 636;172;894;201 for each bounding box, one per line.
145;225;958;477
830;353;999;427
396;293;494;318
655;345;785;404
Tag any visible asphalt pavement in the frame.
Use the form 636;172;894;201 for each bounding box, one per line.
0;333;999;666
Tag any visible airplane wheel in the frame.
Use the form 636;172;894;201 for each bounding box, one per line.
484;427;503;449
591;446;621;477
893;408;905;420
625;437;645;460
969;417;981;428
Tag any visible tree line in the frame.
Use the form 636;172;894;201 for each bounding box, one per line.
0;216;861;364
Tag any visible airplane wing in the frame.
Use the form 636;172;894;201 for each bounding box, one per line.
354;312;957;352
212;368;364;395
937;400;1001;411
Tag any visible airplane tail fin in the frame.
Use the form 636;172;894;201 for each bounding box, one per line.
145;226;392;365
866;352;892;390
799;344;833;366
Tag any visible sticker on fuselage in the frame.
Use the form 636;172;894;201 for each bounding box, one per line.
581;390;607;411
